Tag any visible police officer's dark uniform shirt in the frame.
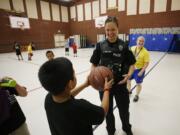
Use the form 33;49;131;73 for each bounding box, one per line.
90;38;136;84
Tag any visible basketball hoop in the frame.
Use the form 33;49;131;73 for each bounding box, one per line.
17;21;25;30
95;16;107;29
19;25;25;30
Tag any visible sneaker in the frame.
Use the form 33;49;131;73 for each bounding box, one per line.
133;95;139;102
126;130;133;135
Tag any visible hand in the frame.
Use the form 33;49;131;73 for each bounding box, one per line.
138;71;143;77
15;83;28;96
104;77;113;91
118;74;130;84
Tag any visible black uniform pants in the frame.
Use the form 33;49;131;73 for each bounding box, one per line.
99;84;132;134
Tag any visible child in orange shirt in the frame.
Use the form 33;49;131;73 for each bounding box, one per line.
72;42;77;57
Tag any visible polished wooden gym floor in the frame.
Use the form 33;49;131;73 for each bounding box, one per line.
0;48;180;135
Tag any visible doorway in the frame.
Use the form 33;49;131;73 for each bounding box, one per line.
54;34;65;47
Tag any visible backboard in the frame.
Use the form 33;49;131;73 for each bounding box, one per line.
9;16;30;30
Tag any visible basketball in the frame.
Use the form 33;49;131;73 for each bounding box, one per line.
89;66;113;91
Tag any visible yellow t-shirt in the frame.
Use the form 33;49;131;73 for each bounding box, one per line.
27;45;32;54
131;46;150;69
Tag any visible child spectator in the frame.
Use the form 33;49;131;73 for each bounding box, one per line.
13;41;23;60
72;42;77;57
46;50;55;61
65;38;69;56
27;42;33;61
0;77;30;135
31;42;36;50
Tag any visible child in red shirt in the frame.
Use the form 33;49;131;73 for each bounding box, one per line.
72;42;77;57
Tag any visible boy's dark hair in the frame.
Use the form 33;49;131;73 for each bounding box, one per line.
46;50;54;56
105;16;118;27
38;57;73;95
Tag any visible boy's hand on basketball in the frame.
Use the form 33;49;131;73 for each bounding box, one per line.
104;77;113;91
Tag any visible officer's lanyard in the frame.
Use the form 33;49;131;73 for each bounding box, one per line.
134;47;143;58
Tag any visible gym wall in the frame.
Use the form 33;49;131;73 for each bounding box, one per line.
0;0;180;53
0;0;70;53
70;0;180;44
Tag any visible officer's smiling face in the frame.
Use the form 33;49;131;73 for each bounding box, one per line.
105;22;118;43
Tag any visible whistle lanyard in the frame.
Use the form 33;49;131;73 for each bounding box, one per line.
134;47;143;58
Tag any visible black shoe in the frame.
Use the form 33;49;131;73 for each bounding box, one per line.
126;130;133;135
133;95;139;102
129;91;132;95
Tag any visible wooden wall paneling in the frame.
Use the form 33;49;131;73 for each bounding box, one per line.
118;11;128;33
1;0;180;53
83;2;85;22
75;4;77;21
167;0;172;11
36;0;41;20
117;0;128;33
49;2;53;21
59;4;62;22
0;0;71;52
91;1;93;20
23;0;28;17
150;0;154;13
9;0;14;10
137;0;139;15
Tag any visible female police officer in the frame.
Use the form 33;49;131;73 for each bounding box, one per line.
90;16;136;135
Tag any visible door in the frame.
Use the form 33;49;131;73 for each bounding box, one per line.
54;34;65;47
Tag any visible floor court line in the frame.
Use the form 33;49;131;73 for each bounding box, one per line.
8;56;41;66
28;68;90;93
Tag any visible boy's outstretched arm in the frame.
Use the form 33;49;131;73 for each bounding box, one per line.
71;76;89;97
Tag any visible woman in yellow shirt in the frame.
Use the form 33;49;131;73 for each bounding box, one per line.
127;36;150;102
